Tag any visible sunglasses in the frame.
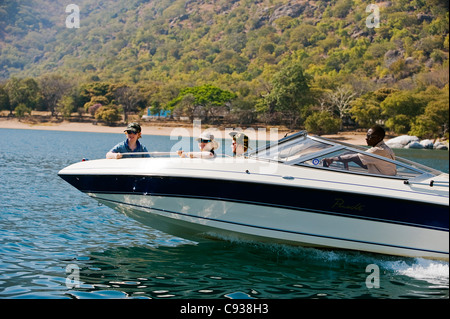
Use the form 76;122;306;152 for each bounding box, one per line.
199;139;211;143
126;130;137;135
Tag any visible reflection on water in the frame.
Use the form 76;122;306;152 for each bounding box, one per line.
62;241;449;299
0;129;448;299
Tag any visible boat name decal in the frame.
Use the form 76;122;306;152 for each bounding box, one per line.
332;198;365;212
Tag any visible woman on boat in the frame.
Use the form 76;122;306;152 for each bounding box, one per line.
178;132;219;159
106;122;149;159
229;131;249;157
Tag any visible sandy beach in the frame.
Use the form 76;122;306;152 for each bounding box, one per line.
0;117;368;145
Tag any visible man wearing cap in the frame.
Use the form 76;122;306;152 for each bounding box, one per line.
106;122;150;159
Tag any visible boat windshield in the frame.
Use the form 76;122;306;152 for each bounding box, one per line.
249;132;334;162
249;131;442;179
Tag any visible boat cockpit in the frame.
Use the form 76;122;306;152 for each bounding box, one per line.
248;131;445;183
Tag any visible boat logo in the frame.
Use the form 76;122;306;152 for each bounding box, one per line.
332;198;365;212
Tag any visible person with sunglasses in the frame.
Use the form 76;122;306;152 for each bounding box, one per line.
323;125;396;176
106;122;149;159
178;132;219;159
229;131;250;157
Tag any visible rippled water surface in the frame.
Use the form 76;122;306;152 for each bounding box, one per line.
0;128;448;299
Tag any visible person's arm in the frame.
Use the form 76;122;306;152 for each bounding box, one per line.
324;153;367;169
106;151;122;159
185;151;215;159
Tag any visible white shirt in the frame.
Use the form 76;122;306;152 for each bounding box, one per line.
359;141;397;176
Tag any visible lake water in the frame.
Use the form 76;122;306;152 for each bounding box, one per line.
0;128;448;303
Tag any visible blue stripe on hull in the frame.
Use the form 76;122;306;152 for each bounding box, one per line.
60;174;449;231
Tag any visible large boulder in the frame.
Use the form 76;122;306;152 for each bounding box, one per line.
385;135;419;148
434;142;449;150
420;139;434;149
405;141;423;149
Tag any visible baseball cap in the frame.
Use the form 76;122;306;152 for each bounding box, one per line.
124;122;141;133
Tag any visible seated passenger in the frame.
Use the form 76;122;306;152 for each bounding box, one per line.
178;132;219;159
323;125;396;176
229;131;249;157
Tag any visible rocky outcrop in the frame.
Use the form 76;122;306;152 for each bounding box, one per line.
268;2;309;24
384;49;404;68
252;1;311;29
386;135;448;150
416;13;434;23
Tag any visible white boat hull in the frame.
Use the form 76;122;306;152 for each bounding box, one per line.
89;192;449;260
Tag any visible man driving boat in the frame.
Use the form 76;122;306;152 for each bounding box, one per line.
323;125;396;176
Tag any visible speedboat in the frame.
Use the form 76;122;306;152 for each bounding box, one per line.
58;131;449;260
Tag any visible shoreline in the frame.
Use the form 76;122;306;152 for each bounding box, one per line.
0;117;368;144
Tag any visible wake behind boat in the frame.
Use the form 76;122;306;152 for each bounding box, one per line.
58;131;449;260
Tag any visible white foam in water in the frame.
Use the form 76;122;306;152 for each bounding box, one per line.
207;232;372;262
383;258;449;286
206;232;449;287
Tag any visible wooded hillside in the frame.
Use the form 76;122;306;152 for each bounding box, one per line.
0;0;448;138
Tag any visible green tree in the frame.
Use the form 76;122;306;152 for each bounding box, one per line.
227;96;257;125
84;96;110;114
4;77;41;114
350;93;382;129
373;88;399;102
385;114;411;134
114;84;143;123
95;105;121;125
410;87;449;138
58;95;75;120
0;84;11;113
305;111;341;135
171;93;198;122
39;74;73;117
380;90;428;134
167;84;236;123
79;82;115;107
149;101;163;117
332;0;353;18
263;58;312;128
289;24;318;47
212;50;249;74
14;103;32;119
